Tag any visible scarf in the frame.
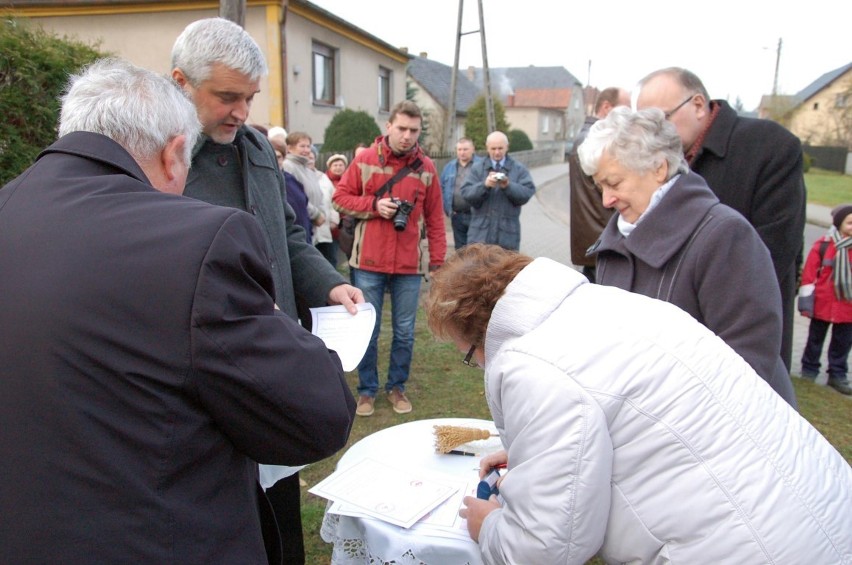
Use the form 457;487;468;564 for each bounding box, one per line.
685;101;722;165
831;227;852;301
326;170;342;187
617;174;680;237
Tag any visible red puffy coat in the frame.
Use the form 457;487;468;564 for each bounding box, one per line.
800;236;852;323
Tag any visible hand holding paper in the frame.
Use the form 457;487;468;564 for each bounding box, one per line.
309;303;376;371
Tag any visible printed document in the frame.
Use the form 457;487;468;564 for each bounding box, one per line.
310;303;375;371
309;458;460;528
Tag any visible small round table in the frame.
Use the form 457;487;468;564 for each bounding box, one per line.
320;417;501;565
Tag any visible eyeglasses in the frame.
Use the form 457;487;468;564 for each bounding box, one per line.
462;344;478;367
664;94;696;119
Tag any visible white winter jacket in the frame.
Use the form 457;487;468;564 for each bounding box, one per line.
477;258;851;564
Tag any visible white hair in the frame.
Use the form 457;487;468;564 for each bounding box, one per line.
59;58;201;166
171;17;267;86
267;126;288;141
578;107;687;179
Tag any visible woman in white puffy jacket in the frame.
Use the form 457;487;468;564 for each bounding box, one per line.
426;243;852;565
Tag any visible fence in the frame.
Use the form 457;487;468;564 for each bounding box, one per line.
317;147;561;175
802;145;849;174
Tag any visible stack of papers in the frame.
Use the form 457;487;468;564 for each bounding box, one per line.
310;458;467;530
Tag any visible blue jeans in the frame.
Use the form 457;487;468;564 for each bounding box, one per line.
451;211;471;250
801;319;852;383
351;268;422;397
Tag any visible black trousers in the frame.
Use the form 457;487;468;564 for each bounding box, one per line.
265;473;305;565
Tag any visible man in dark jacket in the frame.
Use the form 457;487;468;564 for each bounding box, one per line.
636;67;806;371
461;131;536;250
440;137;482;249
0;59;355;564
569;87;630;282
171;17;363;564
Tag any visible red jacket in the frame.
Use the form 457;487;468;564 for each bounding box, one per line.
332;136;446;274
800;236;852;323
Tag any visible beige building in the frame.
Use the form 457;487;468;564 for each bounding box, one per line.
7;0;410;144
785;62;852;150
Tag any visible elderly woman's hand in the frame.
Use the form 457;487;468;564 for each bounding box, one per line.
459;495;501;541
478;449;508;479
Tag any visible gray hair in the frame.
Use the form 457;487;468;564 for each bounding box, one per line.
577;107;687;179
171;17;267;86
59;58;201;166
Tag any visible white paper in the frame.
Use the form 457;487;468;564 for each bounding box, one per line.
326;476;478;541
309;458;460;528
309;303;376;371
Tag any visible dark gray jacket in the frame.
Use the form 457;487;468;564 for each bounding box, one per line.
592;172;796;407
461;154;536;250
185;126;345;320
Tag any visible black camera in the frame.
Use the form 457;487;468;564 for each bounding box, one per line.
390;197;415;231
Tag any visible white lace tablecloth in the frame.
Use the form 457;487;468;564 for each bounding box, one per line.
320;418;502;565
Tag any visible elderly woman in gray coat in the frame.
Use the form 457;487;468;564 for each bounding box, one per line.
579;107;796;407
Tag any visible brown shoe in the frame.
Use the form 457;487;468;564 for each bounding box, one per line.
387;387;412;414
356;395;375;417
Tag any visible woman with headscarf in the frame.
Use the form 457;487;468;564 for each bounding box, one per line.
578;107;795;407
425;243;851;564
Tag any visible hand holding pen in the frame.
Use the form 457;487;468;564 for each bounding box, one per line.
478;449;508;479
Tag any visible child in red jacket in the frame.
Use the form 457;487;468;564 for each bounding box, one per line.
799;205;852;395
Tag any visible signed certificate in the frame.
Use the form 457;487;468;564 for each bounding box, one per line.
310;458;460;528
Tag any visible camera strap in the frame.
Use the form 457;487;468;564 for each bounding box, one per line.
373;157;423;201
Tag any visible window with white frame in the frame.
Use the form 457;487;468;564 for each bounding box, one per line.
312;42;336;105
542;115;549;134
378;66;391;112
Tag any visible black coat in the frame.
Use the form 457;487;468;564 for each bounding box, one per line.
0;133;355;563
692;100;806;368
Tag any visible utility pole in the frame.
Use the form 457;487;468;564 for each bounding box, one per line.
220;0;245;27
477;0;496;134
444;0;496;151
772;37;782;96
444;0;465;153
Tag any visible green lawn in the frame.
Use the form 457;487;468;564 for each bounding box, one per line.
805;167;852;208
300;297;851;563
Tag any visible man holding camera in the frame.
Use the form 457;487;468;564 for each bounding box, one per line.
461;131;536;251
333;100;446;417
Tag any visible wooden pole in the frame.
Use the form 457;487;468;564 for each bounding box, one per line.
219;0;246;27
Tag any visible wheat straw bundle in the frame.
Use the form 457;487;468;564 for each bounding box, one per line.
433;425;496;453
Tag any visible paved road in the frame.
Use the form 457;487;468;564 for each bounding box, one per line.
512;162;834;383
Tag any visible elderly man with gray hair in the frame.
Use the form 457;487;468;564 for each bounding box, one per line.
0;59;355;563
579;106;795;407
171;18;364;563
461;130;536;250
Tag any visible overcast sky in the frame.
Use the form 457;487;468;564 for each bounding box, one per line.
310;0;850;111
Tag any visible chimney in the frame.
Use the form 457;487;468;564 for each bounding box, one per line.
466;66;476;81
399;47;408;54
419;52;428;58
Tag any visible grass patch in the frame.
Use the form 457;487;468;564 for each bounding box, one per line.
301;289;851;563
804;168;852;208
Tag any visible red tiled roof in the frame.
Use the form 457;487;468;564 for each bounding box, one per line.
506;88;571;108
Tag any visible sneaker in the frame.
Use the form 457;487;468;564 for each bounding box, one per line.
356;395;375;417
800;370;818;381
387;387;412;414
827;380;852;395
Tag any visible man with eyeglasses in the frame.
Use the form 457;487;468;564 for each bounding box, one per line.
635;67;806;373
